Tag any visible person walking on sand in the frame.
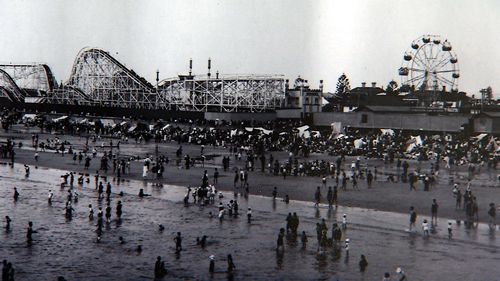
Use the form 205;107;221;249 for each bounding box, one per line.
314;186;321;207
409;206;417;232
431;199;439;225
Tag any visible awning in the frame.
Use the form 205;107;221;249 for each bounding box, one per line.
100;118;115;127
53;116;68;122
22;114;37;120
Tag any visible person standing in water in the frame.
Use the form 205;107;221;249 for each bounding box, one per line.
116;201;123;219
227;254;236;273
13;188;19;202
48;190;54;205
88;204;94;220
174;232;182;253
301;231;308;249
276;228;285;251
26;221;37;245
247;207;252;223
5;216;11;232
105;206;112;223
209;255;215;274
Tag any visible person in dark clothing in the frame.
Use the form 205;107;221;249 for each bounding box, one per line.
139;189;151;197
276;228;285;251
409;206;417;231
301;231;308;248
13;188;19;202
2;260;8;281
154;256;167;278
209;255;215;273
359;255;368;272
431;199;439;225
5;216;11;232
227;254;236;273
116;201;123;219
174;232;182;253
26;221;37;245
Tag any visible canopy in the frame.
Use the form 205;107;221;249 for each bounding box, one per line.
406;135;423;152
297;125;310;137
354;139;365;149
256;127;273;135
53;116;68;122
380;129;395;136
22;114;37;120
100;118;115;127
475;133;488;142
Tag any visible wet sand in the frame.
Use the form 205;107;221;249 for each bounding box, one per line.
4;126;500;224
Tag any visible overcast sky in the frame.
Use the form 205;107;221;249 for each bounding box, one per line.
0;0;498;95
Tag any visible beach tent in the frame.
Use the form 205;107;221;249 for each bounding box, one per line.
354;138;365;149
380;129;395;136
297;125;310;137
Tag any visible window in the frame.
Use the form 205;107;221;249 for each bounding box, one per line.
361;114;368;123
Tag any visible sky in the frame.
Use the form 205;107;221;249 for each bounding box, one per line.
0;0;499;96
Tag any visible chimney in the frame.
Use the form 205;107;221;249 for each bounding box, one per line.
189;58;192;76
371;82;376;88
319;80;324;92
207;58;211;78
216;71;219;79
361;82;366;87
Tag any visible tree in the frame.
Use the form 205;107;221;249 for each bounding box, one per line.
335;73;351;102
385;80;399;95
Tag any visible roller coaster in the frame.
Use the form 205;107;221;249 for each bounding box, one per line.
0;64;57;104
0;48;286;112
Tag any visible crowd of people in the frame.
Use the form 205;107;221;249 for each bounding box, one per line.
2;108;500;280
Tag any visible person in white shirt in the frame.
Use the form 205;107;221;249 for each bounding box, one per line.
422;219;430;237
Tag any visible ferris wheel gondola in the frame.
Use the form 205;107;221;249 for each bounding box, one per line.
399;35;460;92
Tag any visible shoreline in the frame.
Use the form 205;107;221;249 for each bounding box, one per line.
5;131;499;225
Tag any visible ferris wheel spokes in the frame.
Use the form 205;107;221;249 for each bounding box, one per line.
399;35;459;92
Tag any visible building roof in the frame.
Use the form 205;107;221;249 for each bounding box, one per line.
350;86;385;95
355;105;413;113
477;112;500;118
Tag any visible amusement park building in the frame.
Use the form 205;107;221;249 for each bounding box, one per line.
313;106;472;133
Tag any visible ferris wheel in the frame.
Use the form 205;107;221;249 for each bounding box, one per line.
399;35;459;92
